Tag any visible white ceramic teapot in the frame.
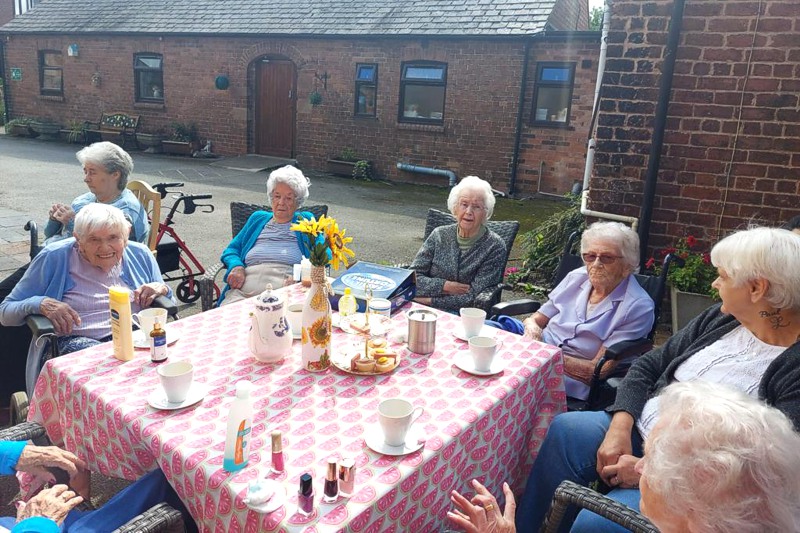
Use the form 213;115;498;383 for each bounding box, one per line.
248;284;293;363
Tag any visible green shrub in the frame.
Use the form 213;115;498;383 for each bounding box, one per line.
352;160;372;181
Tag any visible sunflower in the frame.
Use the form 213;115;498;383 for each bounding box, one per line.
291;214;355;269
308;315;331;348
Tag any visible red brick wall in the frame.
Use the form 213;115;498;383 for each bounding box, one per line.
549;0;591;31
3;31;598;196
591;0;800;252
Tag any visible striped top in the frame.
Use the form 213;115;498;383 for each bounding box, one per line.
244;220;302;267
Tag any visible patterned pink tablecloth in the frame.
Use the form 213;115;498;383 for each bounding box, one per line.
29;284;565;532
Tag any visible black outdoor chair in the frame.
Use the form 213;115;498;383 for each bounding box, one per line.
404;208;520;313
198;202;329;311
540;480;658;533
0;421;187;532
490;231;679;411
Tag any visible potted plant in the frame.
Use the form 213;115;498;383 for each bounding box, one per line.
327;147;366;177
645;235;718;332
162;122;200;155
136;128;166;153
60;120;87;144
5;117;36;137
30;118;63;141
351;160;372;181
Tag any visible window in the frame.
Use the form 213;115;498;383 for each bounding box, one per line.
399;61;447;124
531;62;576;126
38;50;63;96
14;0;36;16
354;64;377;117
134;53;164;103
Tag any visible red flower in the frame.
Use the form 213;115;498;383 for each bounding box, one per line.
686;235;698;248
702;253;711;265
645;258;656;270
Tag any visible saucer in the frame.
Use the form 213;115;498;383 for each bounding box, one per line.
147;383;207;410
133;328;181;349
244;479;286;514
453;352;505;376
453;325;496;342
364;425;424;456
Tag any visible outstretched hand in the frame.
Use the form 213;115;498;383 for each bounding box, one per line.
447;479;517;533
39;298;81;335
16;485;83;525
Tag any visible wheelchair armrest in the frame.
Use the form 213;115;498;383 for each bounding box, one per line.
26;314;56;338
489;298;542;319
112;502;184;533
0;421;47;442
474;284;503;313
152;294;178;320
604;338;653;362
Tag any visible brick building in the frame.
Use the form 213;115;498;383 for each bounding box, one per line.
0;0;596;196
589;0;800;253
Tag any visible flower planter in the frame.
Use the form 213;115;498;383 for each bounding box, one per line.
326;159;358;177
60;129;86;144
670;286;714;333
30;121;62;141
162;140;199;156
6;124;36;137
136;133;165;153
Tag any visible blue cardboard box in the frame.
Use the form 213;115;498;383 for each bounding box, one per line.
329;262;416;314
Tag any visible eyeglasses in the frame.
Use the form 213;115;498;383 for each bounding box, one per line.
582;253;621;265
271;193;296;204
457;201;485;213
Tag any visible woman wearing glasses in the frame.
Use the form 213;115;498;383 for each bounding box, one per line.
411;176;506;313
217;165;315;306
522;221;655;402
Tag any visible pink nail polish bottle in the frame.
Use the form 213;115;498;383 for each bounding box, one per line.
271;431;284;474
298;473;314;516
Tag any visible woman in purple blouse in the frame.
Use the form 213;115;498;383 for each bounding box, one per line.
522;221;655;401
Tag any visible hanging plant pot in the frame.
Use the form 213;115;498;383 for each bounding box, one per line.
309;90;323;106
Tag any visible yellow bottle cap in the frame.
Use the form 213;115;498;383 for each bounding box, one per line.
344;288;352;295
109;286;131;304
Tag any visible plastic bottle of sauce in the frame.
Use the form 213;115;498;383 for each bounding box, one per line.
149;318;168;363
109;286;134;362
223;380;254;472
338;287;358;317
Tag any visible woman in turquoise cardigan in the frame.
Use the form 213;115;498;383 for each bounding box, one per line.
218;165;318;306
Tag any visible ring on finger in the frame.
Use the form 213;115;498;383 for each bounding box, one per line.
484;503;494;512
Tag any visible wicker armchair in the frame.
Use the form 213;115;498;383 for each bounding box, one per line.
198;202;329;311
407;208;519;312
540;480;658;533
0;422;185;532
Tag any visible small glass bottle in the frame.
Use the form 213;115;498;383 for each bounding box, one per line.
338;457;356;497
149;318;168;363
323;458;338;503
338;288;358;317
271;431;284;474
298;473;314;517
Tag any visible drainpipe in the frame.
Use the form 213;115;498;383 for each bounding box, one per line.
396;162;457;187
637;0;687;264
507;38;533;197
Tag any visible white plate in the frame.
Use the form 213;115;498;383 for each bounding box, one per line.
147;383;207;410
244;479;286;514
339;313;393;336
364;425;424;456
453;325;497;342
133;328;181;349
453;352;505;376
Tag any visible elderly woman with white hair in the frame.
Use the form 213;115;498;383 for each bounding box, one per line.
410;176;507;312
44;141;149;244
218;165;316;306
0;204;171;396
509;226;800;533
447;381;800;533
520;221;654;401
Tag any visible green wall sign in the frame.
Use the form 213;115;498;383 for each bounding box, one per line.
10;68;22;81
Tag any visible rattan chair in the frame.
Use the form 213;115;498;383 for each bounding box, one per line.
540;480;658;533
0;422;185;532
198;202;329;311
406;208;519;312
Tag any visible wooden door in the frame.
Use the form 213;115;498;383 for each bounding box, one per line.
255;59;295;157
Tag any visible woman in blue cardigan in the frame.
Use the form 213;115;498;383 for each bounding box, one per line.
218;165;316;306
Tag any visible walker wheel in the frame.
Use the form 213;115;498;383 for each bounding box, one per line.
176;279;201;303
10;391;29;426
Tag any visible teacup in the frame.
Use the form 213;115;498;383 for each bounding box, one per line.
157;360;194;403
287;303;303;338
132;308;168;335
468;336;498;372
378;398;424;447
460;307;486;339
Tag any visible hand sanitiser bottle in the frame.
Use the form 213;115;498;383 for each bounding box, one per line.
338;287;358;317
224;380;254;472
109;286;134;362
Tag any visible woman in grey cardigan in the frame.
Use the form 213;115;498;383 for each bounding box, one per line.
410;176;506;313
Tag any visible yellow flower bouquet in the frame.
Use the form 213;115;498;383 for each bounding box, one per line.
291;215;355;270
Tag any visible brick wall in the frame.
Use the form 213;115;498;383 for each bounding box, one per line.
0;1;13;27
549;0;590;31
3;30;598;196
591;0;800;252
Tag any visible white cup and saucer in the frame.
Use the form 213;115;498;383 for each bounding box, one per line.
454;336;505;376
147;360;207;410
454;308;494;341
364;398;425;456
132;308;181;349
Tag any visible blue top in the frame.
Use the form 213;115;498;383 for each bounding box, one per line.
539;267;655;400
43;189;149;245
0;441;60;532
0;238;173;396
218;210;316;304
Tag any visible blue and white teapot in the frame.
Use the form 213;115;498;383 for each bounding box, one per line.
248;284;293;363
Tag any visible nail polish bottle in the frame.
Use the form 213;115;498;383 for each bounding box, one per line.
338;457;356;497
298;473;314;516
323;457;339;502
271;431;284;474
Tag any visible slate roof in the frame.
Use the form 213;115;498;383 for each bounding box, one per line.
1;0;558;36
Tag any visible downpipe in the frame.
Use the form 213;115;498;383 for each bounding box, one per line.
396;162;457;187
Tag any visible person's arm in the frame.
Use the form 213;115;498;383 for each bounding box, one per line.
409;230;447;297
0;252;52;327
220;213;266;277
522;312;550;341
11;516;61;533
430;235;506;310
0;441;27;475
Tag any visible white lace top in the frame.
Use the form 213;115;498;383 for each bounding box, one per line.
636;325;784;439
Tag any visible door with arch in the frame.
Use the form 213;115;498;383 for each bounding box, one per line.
255;58;296;157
